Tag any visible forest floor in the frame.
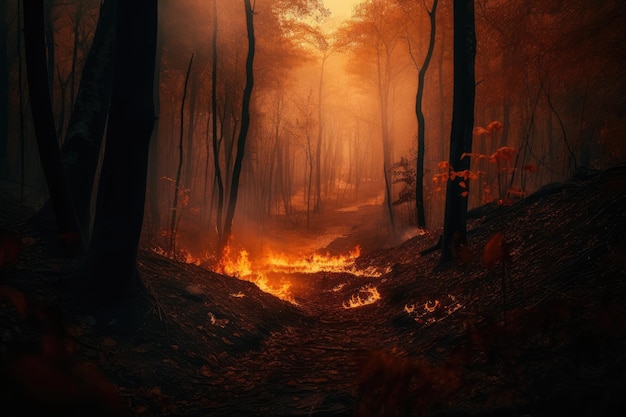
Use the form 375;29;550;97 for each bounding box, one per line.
1;165;626;417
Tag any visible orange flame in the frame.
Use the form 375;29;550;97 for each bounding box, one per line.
217;247;297;305
343;285;381;309
153;243;388;307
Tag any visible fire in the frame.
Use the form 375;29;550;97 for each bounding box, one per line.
263;246;362;274
343;285;381;309
218;244;386;306
153;243;388;307
218;247;297;305
404;294;463;325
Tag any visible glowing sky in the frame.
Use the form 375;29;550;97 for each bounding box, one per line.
324;0;363;18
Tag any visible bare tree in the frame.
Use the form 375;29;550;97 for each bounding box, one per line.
23;0;83;251
87;0;157;298
402;0;438;229
169;53;194;256
61;0;117;241
440;0;476;264
0;0;8;177
219;0;255;255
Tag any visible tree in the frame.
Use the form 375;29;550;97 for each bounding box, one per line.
169;52;194;256
61;0;117;241
23;0;83;251
218;0;255;255
440;0;475;264
0;0;8;177
210;0;225;245
400;0;438;229
86;0;157;297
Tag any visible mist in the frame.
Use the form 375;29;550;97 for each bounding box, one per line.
2;0;625;264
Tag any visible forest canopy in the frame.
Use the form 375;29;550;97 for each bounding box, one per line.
1;0;624;261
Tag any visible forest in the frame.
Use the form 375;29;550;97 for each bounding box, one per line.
1;1;625;416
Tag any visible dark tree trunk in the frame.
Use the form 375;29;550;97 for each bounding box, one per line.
61;0;117;240
184;70;197;191
315;53;326;213
147;18;164;239
219;0;254;255
440;0;475;264
87;0;157;296
0;0;8;176
211;0;224;243
23;0;83;251
169;52;194;257
415;0;438;229
43;1;54;106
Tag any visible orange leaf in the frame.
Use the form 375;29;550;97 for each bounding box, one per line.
486;121;503;133
461;191;469;198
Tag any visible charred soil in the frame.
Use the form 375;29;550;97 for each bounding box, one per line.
1;165;626;417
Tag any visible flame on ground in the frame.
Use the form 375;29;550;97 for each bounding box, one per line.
218;245;386;306
404;294;464;325
218;247;298;305
343;285;381;309
153;243;387;307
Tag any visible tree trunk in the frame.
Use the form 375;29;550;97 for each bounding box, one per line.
23;0;83;252
184;70;197;191
219;0;254;255
0;0;8;177
211;0;225;242
378;48;395;237
61;0;117;240
169;52;194;257
147;18;164;239
415;0;438;229
314;53;326;213
440;0;475;264
87;0;157;296
43;0;54;108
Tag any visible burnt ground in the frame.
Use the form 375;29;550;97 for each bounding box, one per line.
1;165;626;417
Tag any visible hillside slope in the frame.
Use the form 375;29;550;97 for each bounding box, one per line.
1;165;625;416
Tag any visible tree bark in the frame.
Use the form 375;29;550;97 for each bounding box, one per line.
0;0;8;176
23;0;83;252
61;0;117;240
87;0;157;296
415;0;438;229
219;0;255;255
315;52;327;213
147;17;164;238
169;52;194;256
211;0;225;243
440;0;475;264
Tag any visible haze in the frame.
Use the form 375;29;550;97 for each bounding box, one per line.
325;0;362;18
2;0;624;266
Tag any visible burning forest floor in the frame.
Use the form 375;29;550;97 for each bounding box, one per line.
2;165;626;417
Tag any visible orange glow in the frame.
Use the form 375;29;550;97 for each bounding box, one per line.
404;294;463;325
152;242;389;307
342;285;381;309
218;247;297;305
216;244;387;305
